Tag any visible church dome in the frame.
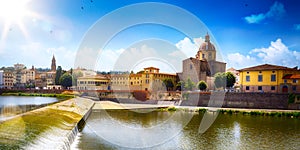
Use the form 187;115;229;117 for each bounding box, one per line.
199;33;216;51
199;42;216;51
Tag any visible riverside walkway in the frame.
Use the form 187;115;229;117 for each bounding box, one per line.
93;101;300;113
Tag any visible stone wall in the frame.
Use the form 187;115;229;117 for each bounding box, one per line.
180;92;293;110
224;93;289;109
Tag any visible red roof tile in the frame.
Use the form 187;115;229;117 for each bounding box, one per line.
238;64;297;71
282;74;300;79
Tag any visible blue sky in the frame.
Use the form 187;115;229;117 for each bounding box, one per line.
0;0;300;72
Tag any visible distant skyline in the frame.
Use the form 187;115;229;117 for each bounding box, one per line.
0;0;300;72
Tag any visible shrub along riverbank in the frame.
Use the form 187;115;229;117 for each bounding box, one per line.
217;109;300;118
157;107;300;119
0;92;75;99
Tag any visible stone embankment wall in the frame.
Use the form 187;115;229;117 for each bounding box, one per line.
181;93;298;109
94;91;299;110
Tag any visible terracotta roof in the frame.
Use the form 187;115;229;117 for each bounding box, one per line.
226;67;236;72
78;75;109;80
129;74;142;77
238;64;297;71
144;67;160;70
282;74;300;79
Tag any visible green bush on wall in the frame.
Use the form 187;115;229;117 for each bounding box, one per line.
288;93;295;104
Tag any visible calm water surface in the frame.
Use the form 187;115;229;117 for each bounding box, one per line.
0;96;58;120
72;110;300;150
0;96;58;105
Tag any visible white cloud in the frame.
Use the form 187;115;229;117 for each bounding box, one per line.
174;37;207;57
175;37;199;58
46;46;76;69
244;1;285;24
96;48;125;71
113;44;159;71
250;39;299;66
226;53;257;69
1;42;76;70
244;13;266;24
96;43;184;73
226;38;300;69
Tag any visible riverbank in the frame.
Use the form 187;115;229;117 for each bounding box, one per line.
93;101;300;118
0;97;94;149
1;92;76;99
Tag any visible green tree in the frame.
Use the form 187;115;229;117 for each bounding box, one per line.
214;72;226;89
55;66;62;85
72;70;83;86
60;73;73;89
226;72;236;88
198;80;207;91
176;81;184;91
184;78;195;91
163;78;174;91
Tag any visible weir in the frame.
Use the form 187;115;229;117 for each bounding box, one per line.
0;97;94;149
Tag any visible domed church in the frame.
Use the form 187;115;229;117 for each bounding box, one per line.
179;33;226;89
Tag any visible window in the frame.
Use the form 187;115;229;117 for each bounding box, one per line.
258;75;263;82
246;75;250;82
293;79;297;83
145;79;149;84
284;79;287;83
271;74;276;82
259;71;262;73
246;86;250;90
146;74;149;78
271;86;275;90
202;54;205;58
247;72;249;74
272;71;275;73
258;86;262;91
190;64;193;70
292;85;297;91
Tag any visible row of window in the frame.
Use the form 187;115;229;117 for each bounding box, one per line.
111;77;143;80
284;79;298;83
246;75;299;83
245;86;275;91
246;71;276;74
245;86;297;91
78;81;108;85
246;74;277;82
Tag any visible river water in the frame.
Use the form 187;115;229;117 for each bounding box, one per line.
0;96;58;105
0;96;58;121
72;109;300;150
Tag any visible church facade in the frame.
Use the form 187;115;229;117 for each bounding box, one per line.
180;33;226;89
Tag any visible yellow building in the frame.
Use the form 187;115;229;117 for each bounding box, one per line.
129;74;143;90
77;75;110;90
140;67;177;91
110;74;130;90
107;67;177;92
3;71;14;89
238;64;300;93
75;67;177;92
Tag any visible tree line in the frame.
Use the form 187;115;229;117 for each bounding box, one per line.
176;72;236;91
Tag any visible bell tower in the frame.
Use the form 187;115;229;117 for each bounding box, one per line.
51;55;56;71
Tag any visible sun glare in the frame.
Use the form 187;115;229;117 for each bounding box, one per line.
0;0;34;41
0;0;31;22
